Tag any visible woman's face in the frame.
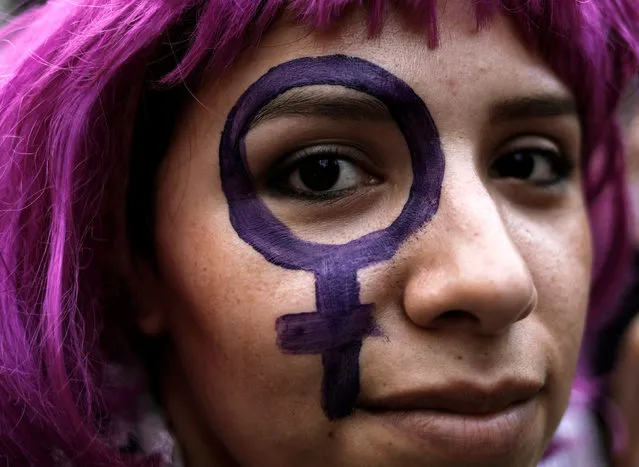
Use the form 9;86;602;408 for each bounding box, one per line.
141;4;592;467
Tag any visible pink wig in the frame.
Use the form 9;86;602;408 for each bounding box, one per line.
0;0;638;465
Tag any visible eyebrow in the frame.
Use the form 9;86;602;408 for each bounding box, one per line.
489;95;579;124
249;87;392;128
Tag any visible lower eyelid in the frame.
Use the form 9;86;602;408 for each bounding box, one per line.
270;185;369;204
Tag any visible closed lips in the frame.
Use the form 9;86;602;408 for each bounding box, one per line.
360;380;543;414
358;380;544;462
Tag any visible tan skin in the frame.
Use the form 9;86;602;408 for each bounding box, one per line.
135;4;592;467
613;111;639;467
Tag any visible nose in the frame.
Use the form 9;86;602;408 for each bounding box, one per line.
401;181;537;336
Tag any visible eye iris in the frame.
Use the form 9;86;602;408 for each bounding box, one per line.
298;158;341;191
494;152;535;179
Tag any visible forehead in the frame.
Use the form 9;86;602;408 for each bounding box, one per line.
197;3;572;132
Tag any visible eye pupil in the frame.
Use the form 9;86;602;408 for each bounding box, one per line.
493;152;535;179
298;158;341;191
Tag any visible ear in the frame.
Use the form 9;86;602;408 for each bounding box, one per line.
130;259;169;336
117;249;169;336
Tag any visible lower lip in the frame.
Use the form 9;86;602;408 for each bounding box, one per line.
364;398;538;461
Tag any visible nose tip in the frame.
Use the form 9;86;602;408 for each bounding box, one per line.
403;263;537;335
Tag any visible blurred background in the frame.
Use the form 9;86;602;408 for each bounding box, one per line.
1;0;18;12
1;0;41;16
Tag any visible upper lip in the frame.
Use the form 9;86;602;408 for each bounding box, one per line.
361;380;543;415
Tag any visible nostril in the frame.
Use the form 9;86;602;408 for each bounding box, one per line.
432;310;480;327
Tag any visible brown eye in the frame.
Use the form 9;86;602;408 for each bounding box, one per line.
272;144;380;199
490;148;573;187
295;157;344;192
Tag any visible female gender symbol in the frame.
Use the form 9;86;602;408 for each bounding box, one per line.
219;55;445;419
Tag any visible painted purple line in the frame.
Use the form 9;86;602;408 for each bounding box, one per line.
276;303;375;354
323;343;362;419
218;55;445;419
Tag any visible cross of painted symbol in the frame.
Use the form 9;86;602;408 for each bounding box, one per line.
276;274;377;418
218;55;445;419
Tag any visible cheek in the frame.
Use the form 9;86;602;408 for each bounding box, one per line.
156;215;317;380
149;103;344;462
153;173;332;445
512;206;592;387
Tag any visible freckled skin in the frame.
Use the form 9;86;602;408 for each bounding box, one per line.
137;4;592;467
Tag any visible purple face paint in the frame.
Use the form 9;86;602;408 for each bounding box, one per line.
219;55;444;419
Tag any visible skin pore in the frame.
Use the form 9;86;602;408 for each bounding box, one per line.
136;3;592;467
